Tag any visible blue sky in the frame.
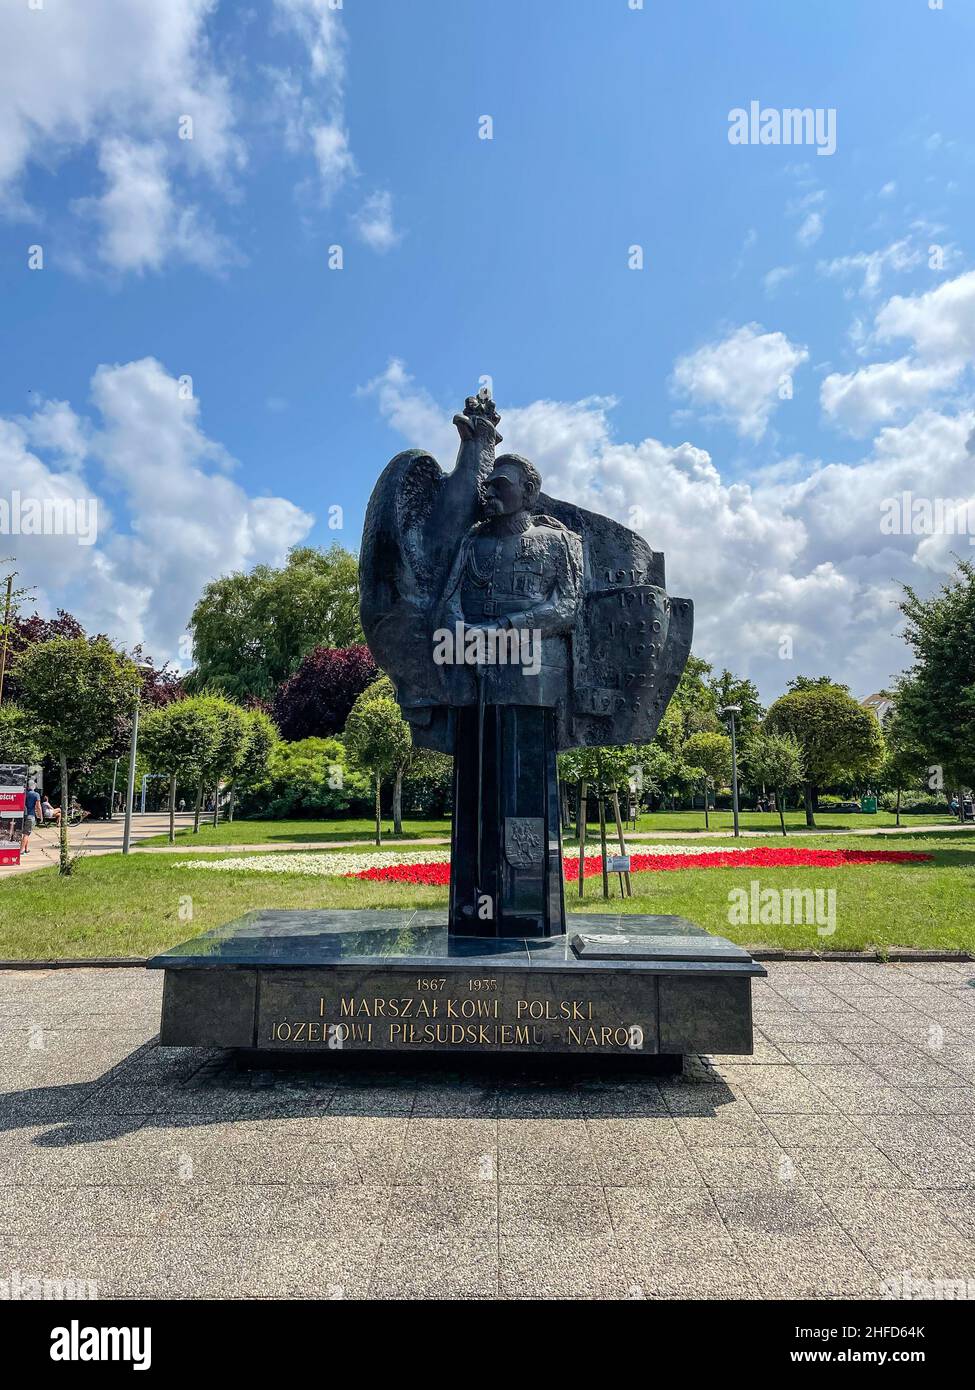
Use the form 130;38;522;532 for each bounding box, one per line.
2;0;975;701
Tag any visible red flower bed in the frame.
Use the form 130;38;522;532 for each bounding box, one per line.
356;861;452;886
350;846;932;886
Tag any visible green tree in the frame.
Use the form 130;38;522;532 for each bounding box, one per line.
898;559;975;818
765;683;885;827
239;735;369;819
140;698;220;844
559;745;637;796
190;696;248;831
632;742;674;806
0;703;40;764
639;701;697;808
559;744;639;895
673;654;722;734
349;674;425;833
16;637;139;873
787;675;844;692
401;746;453;818
345;696;412;845
878;690;934;826
227;709;278;821
654;700;685;754
741;731;805;836
188;546;363;700
0;563;37;707
560;743;638;829
708;669;764;736
682;730;732;829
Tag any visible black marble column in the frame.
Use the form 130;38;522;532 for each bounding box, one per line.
449;704;565;938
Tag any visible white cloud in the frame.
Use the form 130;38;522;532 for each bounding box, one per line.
272;0;355;202
353;190;400;253
18;400;89;465
0;413;106;607
0;1;399;265
267;1;402;250
3;359;312;663
786;182;825;249
817;269;975;436
73;138;237;275
671;324;808;440
797;211;823;248
0;0;244;271
820;356;963;434
818;238;922;298
358;360;459;463
875;268;975;361
365;363;975;700
310;122;356;198
274;0;346;84
763;266;796;295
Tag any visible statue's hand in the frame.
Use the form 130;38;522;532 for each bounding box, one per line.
452;411;475;441
453;411;502;445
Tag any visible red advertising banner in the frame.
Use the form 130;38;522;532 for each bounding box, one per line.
0;786;26;813
0;764;29;867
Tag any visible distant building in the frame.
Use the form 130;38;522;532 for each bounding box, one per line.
862;692;894;723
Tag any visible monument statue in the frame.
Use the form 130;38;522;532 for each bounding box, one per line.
150;387;764;1068
360;388;693;938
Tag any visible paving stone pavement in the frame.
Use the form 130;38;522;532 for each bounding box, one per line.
1;961;974;1300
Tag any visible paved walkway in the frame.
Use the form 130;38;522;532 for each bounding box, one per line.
132;836;455;855
0;813;197;880
1;961;973;1299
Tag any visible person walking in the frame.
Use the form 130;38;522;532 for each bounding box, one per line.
21;784;41;855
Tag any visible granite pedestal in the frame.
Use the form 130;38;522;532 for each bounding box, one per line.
147;910;765;1061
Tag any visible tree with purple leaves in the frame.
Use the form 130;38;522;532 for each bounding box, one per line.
274;644;378;741
2;608;181;710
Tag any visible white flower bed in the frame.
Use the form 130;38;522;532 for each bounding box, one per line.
175;849;452;877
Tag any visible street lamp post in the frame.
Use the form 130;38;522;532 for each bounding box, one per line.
720;704;742;839
141;772;167;813
122;686;141;855
122;662;152;855
0;571;15;707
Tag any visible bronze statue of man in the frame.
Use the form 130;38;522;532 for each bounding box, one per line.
439;454;583;708
359;388;693;938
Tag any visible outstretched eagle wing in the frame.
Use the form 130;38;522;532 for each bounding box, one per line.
359;450;450;739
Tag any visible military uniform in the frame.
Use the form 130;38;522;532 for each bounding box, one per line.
441;510;583;708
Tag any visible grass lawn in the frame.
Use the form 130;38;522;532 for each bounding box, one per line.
139;808;957;848
1;829;973;959
138;817;454;847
